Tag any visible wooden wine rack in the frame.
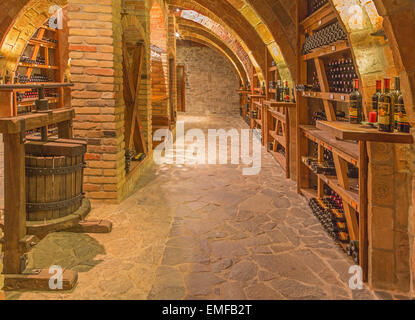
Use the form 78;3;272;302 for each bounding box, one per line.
296;0;413;281
263;47;296;179
6;21;66;117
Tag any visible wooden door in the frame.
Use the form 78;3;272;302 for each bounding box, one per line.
176;65;185;112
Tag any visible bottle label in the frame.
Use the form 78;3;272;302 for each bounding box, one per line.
378;102;390;125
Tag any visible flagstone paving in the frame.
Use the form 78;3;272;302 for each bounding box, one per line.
1;114;401;300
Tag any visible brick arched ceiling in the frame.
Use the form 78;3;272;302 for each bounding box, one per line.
226;0;295;81
179;36;244;82
176;17;250;82
0;0;30;45
327;0;398;119
175;12;253;81
0;0;68;73
372;0;415;124
167;0;266;80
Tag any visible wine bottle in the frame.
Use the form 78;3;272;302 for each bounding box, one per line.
397;91;410;133
284;81;290;102
349;79;362;124
378;78;393;132
372;80;382;122
391;77;401;130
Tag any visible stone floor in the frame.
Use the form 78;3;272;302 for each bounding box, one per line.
0;113;399;300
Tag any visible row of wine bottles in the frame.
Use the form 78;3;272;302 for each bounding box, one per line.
309;197;349;243
302;22;347;55
349;77;410;133
327;58;358;94
307;0;328;16
373;77;409;133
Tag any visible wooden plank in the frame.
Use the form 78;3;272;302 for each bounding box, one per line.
269;130;286;147
44;157;54;220
314;58;336;121
300;125;359;166
263;100;296;108
296;0;310;193
316;120;414;144
359;141;368;281
300;90;350;103
333;154;350;190
3;133;26;274
269;109;286;122
317;145;324;198
300;2;334;30
3;269;77;291
303;41;350;61
54;156;64;219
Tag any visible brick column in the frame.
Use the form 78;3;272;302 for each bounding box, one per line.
67;0;125;203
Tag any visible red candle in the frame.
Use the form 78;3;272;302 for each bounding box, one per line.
368;111;377;123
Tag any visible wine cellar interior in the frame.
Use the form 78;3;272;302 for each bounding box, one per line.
0;0;414;300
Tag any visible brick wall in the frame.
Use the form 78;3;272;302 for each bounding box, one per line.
150;2;169;120
68;0;124;203
176;41;239;115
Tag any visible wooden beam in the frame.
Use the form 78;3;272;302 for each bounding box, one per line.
359;141;368;281
3;133;26;274
314;57;336;121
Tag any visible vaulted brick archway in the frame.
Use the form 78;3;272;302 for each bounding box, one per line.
176;19;249;82
167;0;266;79
180;35;245;83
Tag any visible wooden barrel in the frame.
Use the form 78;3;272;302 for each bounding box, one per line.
24;140;86;222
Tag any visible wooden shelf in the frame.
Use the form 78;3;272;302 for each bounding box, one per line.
18;63;59;70
264;100;296;107
28;39;57;49
316;121;414;144
40;25;57;32
300;90;350;103
249;94;266;99
301;156;359;211
269;66;278;72
300;125;359;166
17;97;59;107
302;40;350;61
300;3;336;30
269;130;285;147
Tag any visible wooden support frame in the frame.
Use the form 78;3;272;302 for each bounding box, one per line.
122;39;147;155
0;106;112;291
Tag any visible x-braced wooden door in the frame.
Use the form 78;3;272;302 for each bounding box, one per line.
122;38;147;158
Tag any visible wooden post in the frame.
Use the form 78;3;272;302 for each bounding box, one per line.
359;140;368;281
3;133;26;274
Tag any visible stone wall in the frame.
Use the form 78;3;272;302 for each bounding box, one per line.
176;41;239;115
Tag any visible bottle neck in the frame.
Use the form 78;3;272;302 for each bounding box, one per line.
395;77;400;91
